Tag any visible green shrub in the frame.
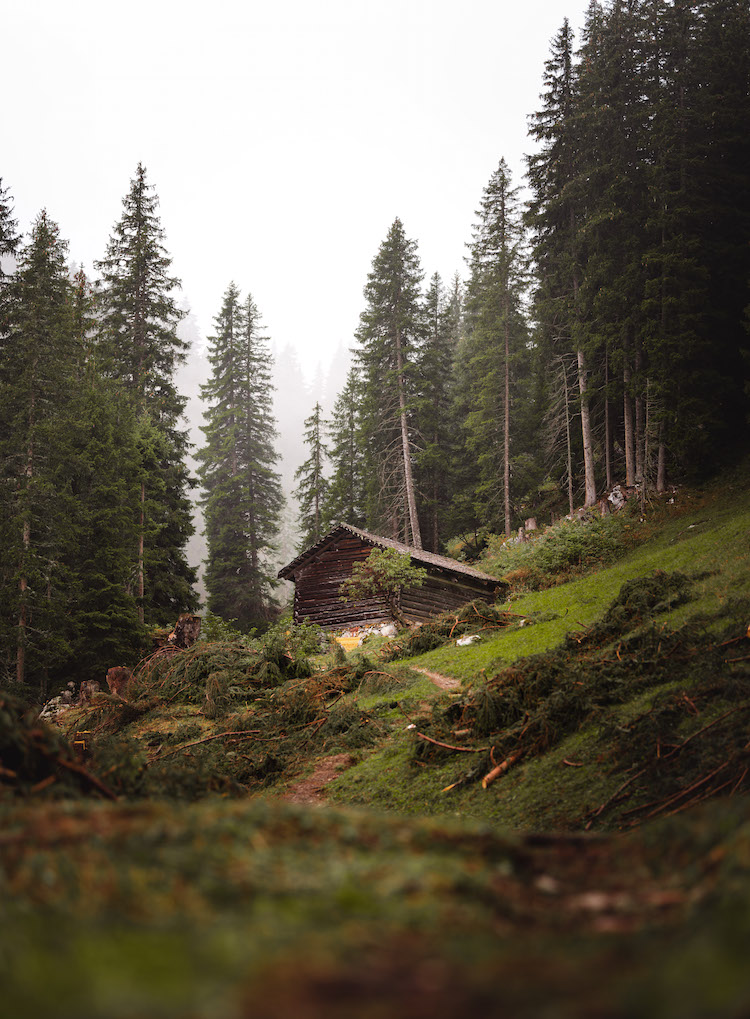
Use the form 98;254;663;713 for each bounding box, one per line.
483;515;628;587
198;612;251;643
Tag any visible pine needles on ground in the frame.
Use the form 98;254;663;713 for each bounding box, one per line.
419;572;750;825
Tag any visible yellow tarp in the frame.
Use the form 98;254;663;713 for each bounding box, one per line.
334;636;361;652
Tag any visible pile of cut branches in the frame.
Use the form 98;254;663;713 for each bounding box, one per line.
381;601;515;661
0;692;116;800
52;649;394;801
133;660;386;799
415;573;750;824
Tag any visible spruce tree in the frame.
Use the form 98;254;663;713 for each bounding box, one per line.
683;0;750;465
416;272;458;551
293;402;329;548
0;178;19;287
356;218;424;547
322;368;365;533
0;211;76;686
526;17;598;507
95;164;196;623
60;381;145;683
0;179;20;356
198;286;283;628
464;159;530;536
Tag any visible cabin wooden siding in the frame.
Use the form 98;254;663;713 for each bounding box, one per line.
279;527;505;629
292;537;385;628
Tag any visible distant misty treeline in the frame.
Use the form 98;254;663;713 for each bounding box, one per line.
1;0;748;689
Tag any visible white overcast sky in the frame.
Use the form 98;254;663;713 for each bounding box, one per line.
6;0;592;380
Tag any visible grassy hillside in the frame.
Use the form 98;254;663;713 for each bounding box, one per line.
2;467;750;1017
328;473;750;829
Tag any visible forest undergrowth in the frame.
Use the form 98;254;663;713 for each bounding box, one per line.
2;471;750;1017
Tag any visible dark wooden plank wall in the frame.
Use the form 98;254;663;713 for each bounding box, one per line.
293;536;500;628
400;574;499;620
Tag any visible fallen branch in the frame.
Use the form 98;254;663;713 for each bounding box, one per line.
416;731;489;754
663;706;746;760
51;754;118;801
641;762;729;820
585;767;647;830
731;767;749;795
149;729;262;762
30;774;58;793
714;635;746;648
482;751;522;788
661;774;738;819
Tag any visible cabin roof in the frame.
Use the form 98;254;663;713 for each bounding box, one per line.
277;523;501;584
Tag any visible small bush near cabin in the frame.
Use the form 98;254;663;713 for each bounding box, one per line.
483;515;629;589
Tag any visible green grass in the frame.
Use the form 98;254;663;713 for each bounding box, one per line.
405;498;750;683
5;793;750;1017
328;481;750;828
4;467;750;1017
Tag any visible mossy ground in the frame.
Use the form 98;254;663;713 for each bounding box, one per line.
3;795;750;1017
2;469;750;1016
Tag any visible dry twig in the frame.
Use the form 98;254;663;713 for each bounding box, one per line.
415;731;489;754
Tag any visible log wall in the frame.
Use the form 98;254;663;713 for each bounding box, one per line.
291;535;501;629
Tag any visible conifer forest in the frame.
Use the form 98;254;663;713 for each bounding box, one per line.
1;0;748;695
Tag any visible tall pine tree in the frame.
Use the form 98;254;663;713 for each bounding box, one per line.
95;164;197;623
464;160;530;536
293;402;329;549
416;272;458;551
356;218;424;547
322;367;365;533
0;212;76;686
198;286;283;628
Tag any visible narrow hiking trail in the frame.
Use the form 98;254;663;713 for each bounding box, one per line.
282;669;460;804
282;753;355;805
412;666;461;691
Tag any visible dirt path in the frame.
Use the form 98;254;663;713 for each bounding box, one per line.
282;671;460;805
282;753;355;805
412;667;461;691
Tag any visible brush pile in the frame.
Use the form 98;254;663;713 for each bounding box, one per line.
0;692;116;800
381;601;515;660
44;632;395;801
419;572;750;827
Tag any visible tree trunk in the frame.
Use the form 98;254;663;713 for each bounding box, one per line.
432;434;440;552
623;332;636;487
657;421;667;493
138;481;145;624
503;308;511;536
563;359;574;515
604;347;613;490
17;426;34;684
395;327;422;549
577;348;597;507
573;262;596;507
17;520;30;685
635;343;645;482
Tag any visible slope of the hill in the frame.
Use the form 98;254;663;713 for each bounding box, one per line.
2;466;750;1018
325;474;750;830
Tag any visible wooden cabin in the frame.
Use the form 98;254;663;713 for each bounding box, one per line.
278;523;506;629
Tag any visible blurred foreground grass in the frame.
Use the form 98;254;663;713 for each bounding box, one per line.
3;795;750;1018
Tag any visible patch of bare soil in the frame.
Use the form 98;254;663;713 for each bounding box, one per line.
413;667;461;691
282;753;356;805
